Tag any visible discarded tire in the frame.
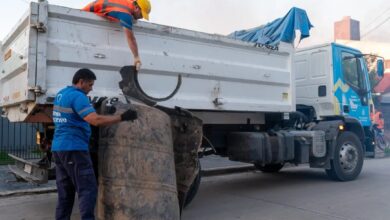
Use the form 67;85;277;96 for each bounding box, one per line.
97;101;180;220
184;163;201;208
164;108;203;211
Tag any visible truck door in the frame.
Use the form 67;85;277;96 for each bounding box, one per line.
333;46;371;126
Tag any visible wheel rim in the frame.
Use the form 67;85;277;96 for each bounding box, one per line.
339;143;358;173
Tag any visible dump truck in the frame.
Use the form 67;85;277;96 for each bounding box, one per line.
0;1;385;207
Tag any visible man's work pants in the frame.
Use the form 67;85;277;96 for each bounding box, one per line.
53;151;97;220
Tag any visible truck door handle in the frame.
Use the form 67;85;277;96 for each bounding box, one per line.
343;105;350;113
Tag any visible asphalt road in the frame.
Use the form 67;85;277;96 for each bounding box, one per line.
1;157;390;220
183;158;390;220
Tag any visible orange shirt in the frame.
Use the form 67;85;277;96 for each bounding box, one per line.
82;0;136;22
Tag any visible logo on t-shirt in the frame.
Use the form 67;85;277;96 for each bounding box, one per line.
56;94;63;102
53;110;67;123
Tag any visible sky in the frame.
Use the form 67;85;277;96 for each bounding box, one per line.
1;0;389;48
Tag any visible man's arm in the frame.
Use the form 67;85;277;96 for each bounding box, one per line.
83;108;138;127
84;112;121;127
124;28;141;69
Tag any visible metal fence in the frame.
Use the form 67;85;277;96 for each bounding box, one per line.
0;109;44;164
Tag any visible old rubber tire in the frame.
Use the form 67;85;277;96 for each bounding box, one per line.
184;165;201;208
326;131;364;181
254;163;284;173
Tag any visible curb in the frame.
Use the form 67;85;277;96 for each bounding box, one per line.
0;165;256;198
0;186;57;198
201;165;256;177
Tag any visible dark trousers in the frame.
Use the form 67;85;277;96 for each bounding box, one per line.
53;151;97;220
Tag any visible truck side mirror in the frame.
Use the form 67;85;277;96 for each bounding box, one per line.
377;59;384;77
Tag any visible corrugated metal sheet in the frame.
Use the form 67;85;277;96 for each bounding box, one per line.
0;108;43;164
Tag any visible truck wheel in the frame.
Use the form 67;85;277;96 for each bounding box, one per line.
254;163;284;173
184;164;201;208
326;131;363;181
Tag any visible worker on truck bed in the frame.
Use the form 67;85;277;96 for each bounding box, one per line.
52;68;138;220
82;0;152;70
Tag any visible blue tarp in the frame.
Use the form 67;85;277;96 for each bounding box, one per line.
228;7;313;47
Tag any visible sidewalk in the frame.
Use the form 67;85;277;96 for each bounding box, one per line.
0;155;253;196
0;166;56;197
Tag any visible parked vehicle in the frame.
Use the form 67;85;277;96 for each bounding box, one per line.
0;1;384;206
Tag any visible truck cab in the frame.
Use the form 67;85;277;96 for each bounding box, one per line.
295;43;384;156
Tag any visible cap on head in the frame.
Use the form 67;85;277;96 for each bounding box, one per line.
136;0;151;20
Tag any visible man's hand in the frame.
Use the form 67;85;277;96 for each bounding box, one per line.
120;108;138;121
134;56;142;71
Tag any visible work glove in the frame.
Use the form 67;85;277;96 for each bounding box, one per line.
120;108;138;121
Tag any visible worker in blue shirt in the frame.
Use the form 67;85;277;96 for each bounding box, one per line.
52;68;137;220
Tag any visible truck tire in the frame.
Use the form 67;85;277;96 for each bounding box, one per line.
326;131;363;181
254;163;284;173
184;165;201;208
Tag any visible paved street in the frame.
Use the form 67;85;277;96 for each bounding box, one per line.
183;158;390;220
1;157;390;220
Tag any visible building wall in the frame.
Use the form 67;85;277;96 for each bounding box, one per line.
381;104;390;130
334;16;360;41
386;60;390;70
350;19;360;41
334;19;350;40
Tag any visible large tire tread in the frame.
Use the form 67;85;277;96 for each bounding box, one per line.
183;164;201;208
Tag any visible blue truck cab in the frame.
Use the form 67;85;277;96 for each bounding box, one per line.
295;43;384;158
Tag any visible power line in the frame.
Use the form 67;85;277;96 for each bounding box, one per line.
361;15;390;39
363;7;390;29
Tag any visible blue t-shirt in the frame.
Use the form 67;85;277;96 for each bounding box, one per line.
107;11;134;30
52;86;96;151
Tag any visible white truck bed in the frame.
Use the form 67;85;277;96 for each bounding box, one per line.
0;1;295;122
